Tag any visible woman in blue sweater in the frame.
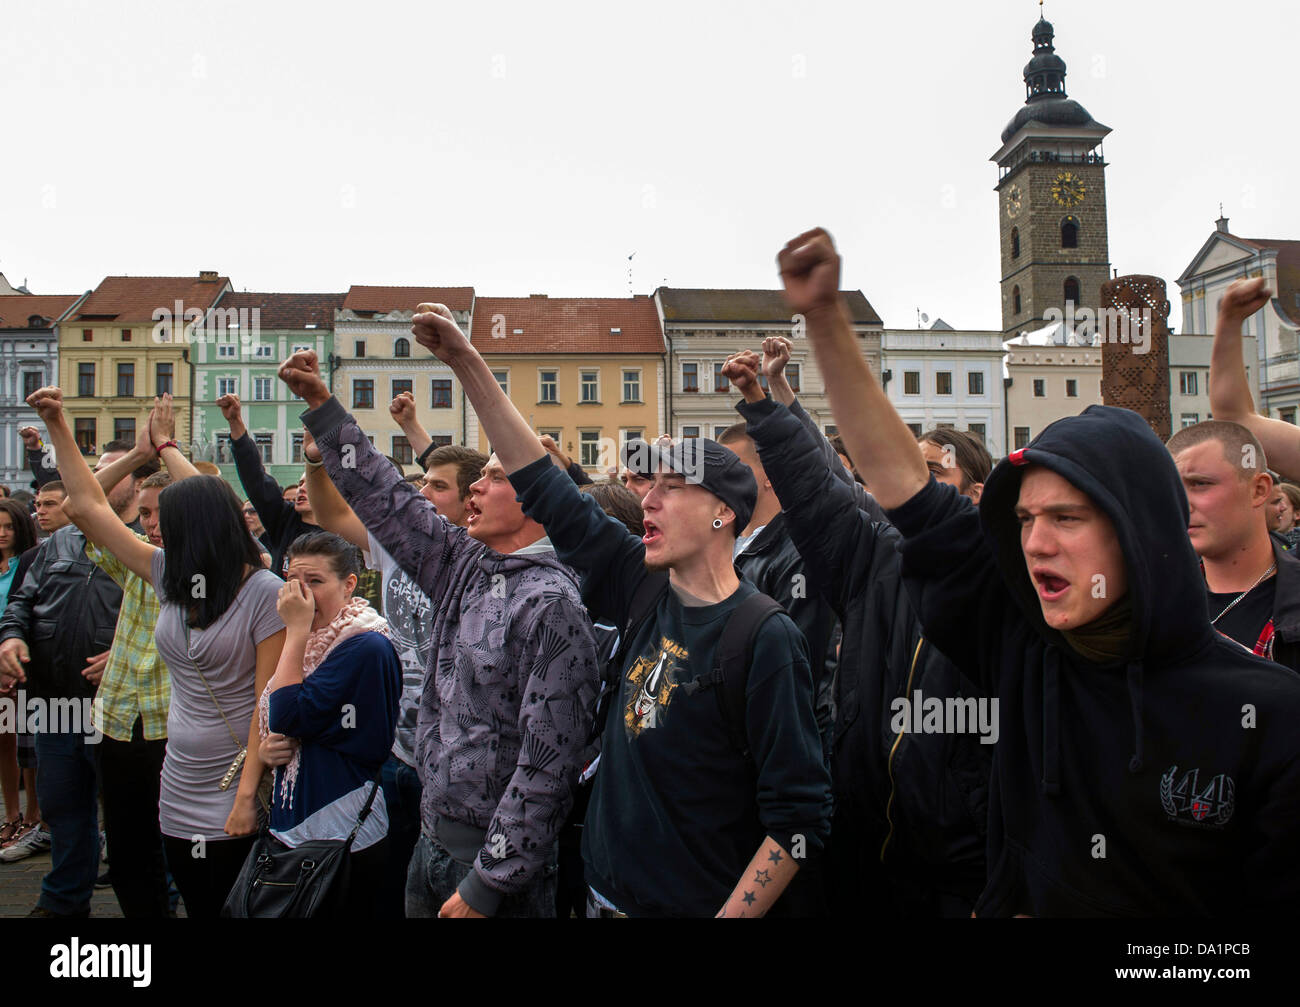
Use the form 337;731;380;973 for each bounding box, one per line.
258;531;401;918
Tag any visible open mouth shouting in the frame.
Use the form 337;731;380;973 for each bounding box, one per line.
642;517;663;547
1033;567;1070;602
466;499;482;526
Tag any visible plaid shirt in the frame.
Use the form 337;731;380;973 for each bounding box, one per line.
87;536;169;741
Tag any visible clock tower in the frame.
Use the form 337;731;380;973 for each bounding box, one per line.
993;15;1111;336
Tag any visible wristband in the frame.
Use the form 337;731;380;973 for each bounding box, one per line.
155;440;179;455
304;457;324;470
416;442;438;469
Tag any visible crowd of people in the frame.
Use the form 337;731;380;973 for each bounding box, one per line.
0;228;1297;918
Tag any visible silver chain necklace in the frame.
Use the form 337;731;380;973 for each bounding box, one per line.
1210;562;1277;625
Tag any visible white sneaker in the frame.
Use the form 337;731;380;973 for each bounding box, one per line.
0;825;51;862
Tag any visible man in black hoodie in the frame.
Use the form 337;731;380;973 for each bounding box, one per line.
785;226;1300;915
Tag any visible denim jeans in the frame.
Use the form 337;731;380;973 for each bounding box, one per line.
379;755;422;918
34;728;100;916
405;832;557;918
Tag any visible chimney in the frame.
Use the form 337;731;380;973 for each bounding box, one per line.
529;293;547;299
1215;215;1230;234
198;270;219;282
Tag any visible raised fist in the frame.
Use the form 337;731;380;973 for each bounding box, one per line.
411;303;472;363
721;350;763;396
390;391;417;427
277;350;329;409
777;227;842;316
762;336;793;377
25;386;64;424
18;426;41;451
1218;277;1272;327
216;394;243;424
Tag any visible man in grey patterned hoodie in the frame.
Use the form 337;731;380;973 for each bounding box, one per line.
280;351;600;918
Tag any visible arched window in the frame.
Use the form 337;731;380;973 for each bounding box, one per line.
1064;276;1080;306
394;337;410;358
1011;227;1020;258
1061;217;1078;249
1013;285;1022;314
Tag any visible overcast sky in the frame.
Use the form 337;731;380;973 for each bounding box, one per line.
2;0;1294;334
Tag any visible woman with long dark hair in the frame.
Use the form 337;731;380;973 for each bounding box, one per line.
256;531;400;918
0;499;39;848
58;471;286;918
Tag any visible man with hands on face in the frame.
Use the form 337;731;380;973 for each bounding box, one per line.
398;304;830;918
278;332;600;919
0;392;161;916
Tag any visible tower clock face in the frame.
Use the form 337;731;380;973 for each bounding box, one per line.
1051;171;1086;208
1005;184;1022;218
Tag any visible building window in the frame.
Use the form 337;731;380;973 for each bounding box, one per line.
1011;227;1020;258
215;433;232;463
252;377;271;401
1066;378;1078;397
580;430;601;467
253;344;274;359
713;425;729;439
1014;427;1031;449
217;377;238;398
1180;371;1199;396
681;425;700;438
682;362;699;393
430;435;453;448
82;328;93;342
621;428;643;446
254;434;273;464
1013;285;1022;314
539;370;558;403
354;340;366;358
1061;217;1078;249
936;371;953;395
492;370;509;395
77;362;96;397
392;435;413;465
1181;413;1200;428
1281;409;1298;426
114;418;135;443
968;371;985;395
906;422;923;437
22;372;41;398
156;363;173;395
622;369;641;402
904;371;920;395
431;379;452;408
1064;276;1081;305
968;423;986;442
75;418;96;455
394;337;410;358
353;380;374;410
117;363;134;398
1033;378;1045;397
292;432;304;463
392;378;413;400
217;344;237;359
787;363;801;393
121;328;132;342
580;370;599;403
713;362;729;394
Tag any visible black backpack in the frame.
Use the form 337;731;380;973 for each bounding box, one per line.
590;572;785;765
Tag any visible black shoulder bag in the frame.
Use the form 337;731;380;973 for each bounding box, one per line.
221;772;383;919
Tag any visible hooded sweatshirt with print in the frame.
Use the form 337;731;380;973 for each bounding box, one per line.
302;396;601;915
886;404;1300;916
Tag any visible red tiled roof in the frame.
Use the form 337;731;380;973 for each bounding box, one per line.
657;287;882;325
0;294;81;329
470;295;664;354
72;274;230;324
343;286;475;313
216;292;346;330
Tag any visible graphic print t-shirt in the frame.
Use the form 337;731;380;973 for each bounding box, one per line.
366;531;434;767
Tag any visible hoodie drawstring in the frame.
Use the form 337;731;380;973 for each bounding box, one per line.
1041;651;1060;797
1125;662;1145;774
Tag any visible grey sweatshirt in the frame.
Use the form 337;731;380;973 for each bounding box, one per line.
303;397;600;915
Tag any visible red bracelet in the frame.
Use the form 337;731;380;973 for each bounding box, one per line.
155;440;179;455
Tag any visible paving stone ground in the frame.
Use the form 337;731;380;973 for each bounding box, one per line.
0;849;124;918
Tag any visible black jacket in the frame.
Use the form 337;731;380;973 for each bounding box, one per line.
740;397;989;915
890;404;1300;916
232;431;312;579
1263;536;1300;674
0;524;124;702
734;512;836;739
26;445;59;488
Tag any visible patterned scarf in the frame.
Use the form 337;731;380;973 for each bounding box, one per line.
257;596;389;809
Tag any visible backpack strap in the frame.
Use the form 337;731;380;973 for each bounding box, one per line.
589;572;670;744
682;592;785;765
